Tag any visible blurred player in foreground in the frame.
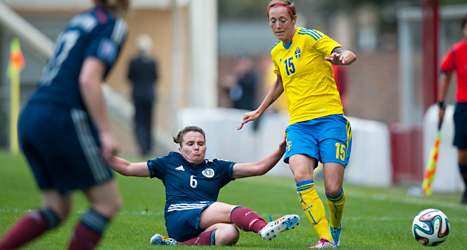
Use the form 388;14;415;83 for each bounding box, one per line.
437;14;467;205
109;125;300;246
0;1;129;249
238;0;356;248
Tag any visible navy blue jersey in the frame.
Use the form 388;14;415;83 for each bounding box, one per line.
30;6;127;110
147;152;236;215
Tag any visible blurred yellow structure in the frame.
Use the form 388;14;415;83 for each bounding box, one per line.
7;38;25;154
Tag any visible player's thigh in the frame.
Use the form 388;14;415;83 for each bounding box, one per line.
322;162;345;196
18;103;57;192
453;102;467;157
284;122;319;165
199;202;237;228
317;115;352;167
458;149;467;165
166;202;214;241
84;179;121;218
288;154;316;182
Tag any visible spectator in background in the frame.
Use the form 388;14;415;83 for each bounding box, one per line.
437;15;467;205
224;56;258;111
127;34;159;156
0;1;130;249
222;56;259;131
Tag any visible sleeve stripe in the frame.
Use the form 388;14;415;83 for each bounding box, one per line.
298;29;323;41
310;29;323;38
301;29;323;38
110;18;127;45
299;31;319;40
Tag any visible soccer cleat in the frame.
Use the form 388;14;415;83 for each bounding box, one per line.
309;238;335;249
329;224;343;246
150;233;177;245
259;214;300;240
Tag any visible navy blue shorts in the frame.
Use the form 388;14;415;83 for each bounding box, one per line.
454;102;467;149
165;201;214;242
18;101;113;194
284;114;352;168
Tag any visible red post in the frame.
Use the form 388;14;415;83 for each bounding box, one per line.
421;0;439;112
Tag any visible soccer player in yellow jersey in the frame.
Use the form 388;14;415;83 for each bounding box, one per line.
237;0;356;248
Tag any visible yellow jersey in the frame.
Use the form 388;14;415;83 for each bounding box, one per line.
271;27;343;125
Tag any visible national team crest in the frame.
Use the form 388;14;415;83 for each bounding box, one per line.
295;47;301;60
202;168;215;178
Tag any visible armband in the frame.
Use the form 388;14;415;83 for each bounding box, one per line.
438;101;446;109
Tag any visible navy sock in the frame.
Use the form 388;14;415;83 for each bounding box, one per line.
460;164;467;190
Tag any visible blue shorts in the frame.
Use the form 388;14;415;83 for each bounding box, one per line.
18;101;113;194
284;114;352;168
165;201;214;241
454;102;467;149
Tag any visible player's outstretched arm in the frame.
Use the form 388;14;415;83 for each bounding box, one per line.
231;138;286;179
108;156;151;177
237;74;284;130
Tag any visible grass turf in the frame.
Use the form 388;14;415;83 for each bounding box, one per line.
1;151;466;249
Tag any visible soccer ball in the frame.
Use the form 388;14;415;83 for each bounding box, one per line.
412;208;450;246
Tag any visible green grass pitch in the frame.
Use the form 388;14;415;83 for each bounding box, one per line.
1;151;466;249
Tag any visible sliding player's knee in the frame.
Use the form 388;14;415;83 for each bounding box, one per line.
216;225;239;246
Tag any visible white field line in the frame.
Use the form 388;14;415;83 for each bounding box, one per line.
349;191;467;211
2;209;466;223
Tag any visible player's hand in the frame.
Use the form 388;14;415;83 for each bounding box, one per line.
325;52;343;65
438;105;445;130
325;51;356;65
237;110;261;130
99;131;120;162
278;137;287;152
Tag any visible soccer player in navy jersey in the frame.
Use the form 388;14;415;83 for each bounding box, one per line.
0;1;129;249
238;0;356;248
109;125;300;246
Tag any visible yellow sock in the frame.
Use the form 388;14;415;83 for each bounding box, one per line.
297;180;332;242
326;188;346;229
